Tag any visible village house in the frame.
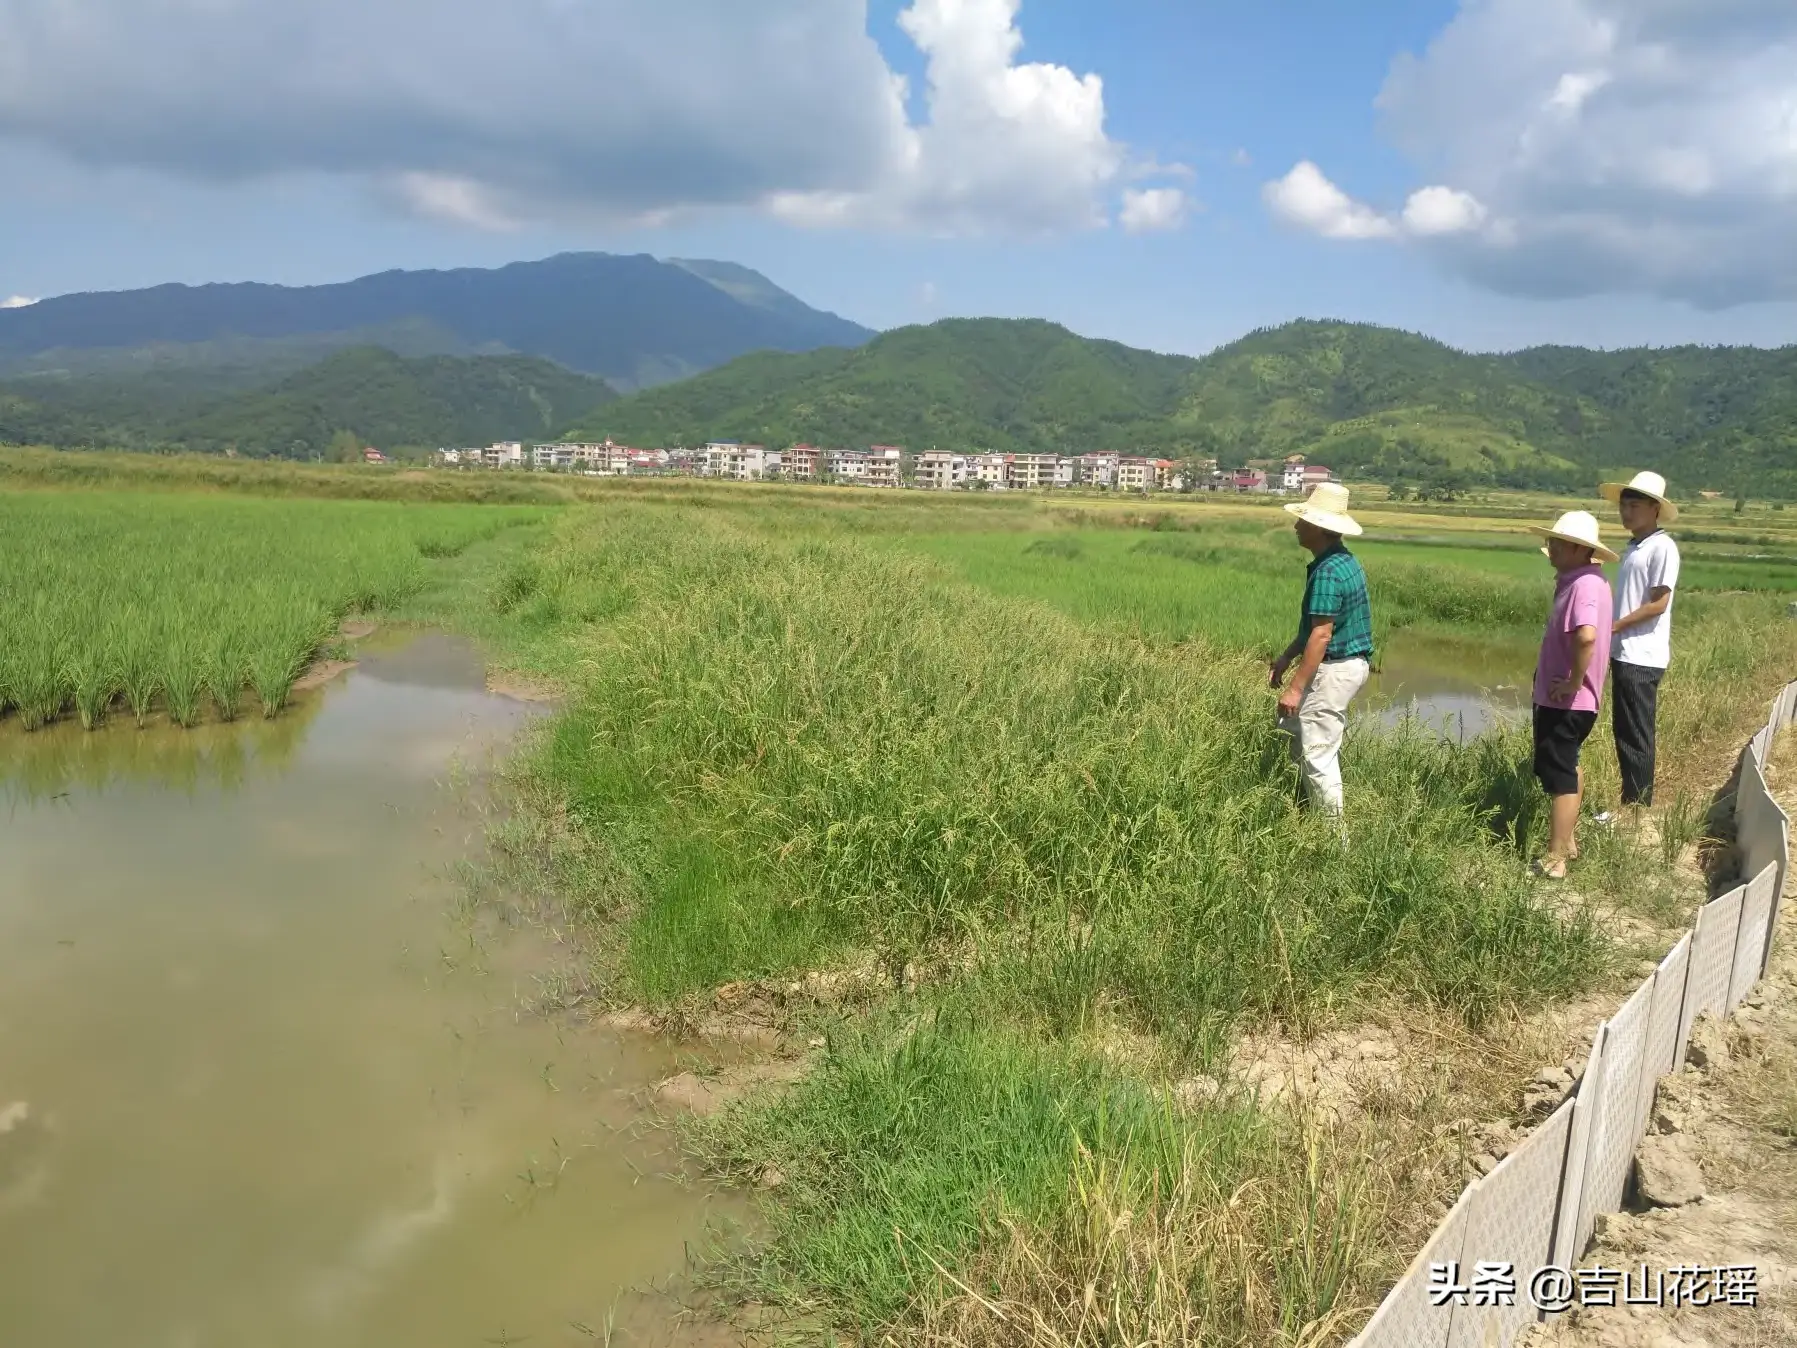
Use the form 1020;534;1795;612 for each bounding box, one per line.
968;452;1013;489
1076;453;1120;488
704;441;780;480
1231;467;1268;493
783;445;822;480
482;441;525;468
912;450;969;490
1281;454;1307;492
1116;456;1175;492
864;446;905;488
1009;454;1061;490
531;442;577;470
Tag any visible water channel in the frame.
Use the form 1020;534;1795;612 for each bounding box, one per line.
1364;629;1534;741
0;633;725;1347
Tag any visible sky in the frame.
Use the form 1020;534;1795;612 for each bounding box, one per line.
2;0;1795;356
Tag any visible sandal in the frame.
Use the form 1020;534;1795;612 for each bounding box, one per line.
1531;858;1568;881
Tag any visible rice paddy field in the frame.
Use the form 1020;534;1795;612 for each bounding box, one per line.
0;489;544;729
9;451;1797;1346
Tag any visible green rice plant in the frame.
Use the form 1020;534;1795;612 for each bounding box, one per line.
205;638;247;723
119;624;162;727
0;491;543;731
160;628;205;729
67;646;120;731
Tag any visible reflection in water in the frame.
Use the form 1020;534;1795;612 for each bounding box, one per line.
0;700;321;800
1364;629;1533;741
0;634;728;1347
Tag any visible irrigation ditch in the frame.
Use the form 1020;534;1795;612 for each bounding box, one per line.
1345;683;1795;1347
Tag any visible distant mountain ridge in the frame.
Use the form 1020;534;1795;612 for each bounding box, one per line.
0;252;874;391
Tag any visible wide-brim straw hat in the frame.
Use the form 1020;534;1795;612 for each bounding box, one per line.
1528;509;1619;564
1282;481;1363;537
1599;469;1679;523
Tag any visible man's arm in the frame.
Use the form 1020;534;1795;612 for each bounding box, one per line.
1614;585;1672;633
1278;618;1334;714
1548;624;1597;704
1270;631;1306;686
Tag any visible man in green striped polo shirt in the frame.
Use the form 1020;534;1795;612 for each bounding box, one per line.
1269;482;1374;819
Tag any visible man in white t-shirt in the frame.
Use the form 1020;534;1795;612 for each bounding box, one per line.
1600;471;1681;807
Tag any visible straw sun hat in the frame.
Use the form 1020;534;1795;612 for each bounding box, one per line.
1528;509;1620;564
1283;481;1363;537
1599;469;1679;524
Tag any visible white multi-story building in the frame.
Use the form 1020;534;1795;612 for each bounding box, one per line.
704;442;781;480
1281;455;1307;492
1076;453;1120;488
826;449;869;481
911;451;969;490
864;446;904;488
969;453;1013;489
483;441;525;468
1010;454;1061;490
1116;456;1175;492
1054;457;1077;487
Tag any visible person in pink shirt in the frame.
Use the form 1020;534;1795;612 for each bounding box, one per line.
1526;510;1617;879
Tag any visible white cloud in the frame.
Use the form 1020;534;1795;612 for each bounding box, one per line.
0;0;1158;238
1;296;38;309
769;0;1133;234
1119;187;1190;233
1265;0;1797;305
1263;162;1397;240
1401;185;1488;236
391;174;520;233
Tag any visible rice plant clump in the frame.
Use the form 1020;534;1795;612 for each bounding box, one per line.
0;491;544;729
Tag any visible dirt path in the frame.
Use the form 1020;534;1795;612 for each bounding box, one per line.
1519;734;1797;1348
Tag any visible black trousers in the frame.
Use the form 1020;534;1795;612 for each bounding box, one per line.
1611;660;1665;806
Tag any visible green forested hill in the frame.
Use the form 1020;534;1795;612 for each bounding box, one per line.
569;319;1197;455
571;317;1797;495
1;347;616;457
7;312;1795;493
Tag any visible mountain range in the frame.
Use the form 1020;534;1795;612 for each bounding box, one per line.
0;252;872;391
569;318;1797;495
1;253;1793;495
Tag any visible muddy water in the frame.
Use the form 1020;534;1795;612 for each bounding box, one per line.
1365;629;1534;740
0;634;725;1347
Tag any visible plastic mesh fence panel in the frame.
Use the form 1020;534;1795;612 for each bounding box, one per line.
1679;886;1744;1054
1446;1099;1575;1348
1736;754;1790;980
1729;863;1777;1011
1349;1187;1472;1348
1549;1027;1606;1269
1574;978;1654;1251
1636;932;1691;1139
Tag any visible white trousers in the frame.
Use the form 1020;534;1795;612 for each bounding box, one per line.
1279;658;1370;816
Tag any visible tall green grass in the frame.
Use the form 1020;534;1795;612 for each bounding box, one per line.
697;1014;1379;1346
518;505;1596;1035
0;491;544;728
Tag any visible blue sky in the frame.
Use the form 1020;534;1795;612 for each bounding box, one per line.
3;0;1795;355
